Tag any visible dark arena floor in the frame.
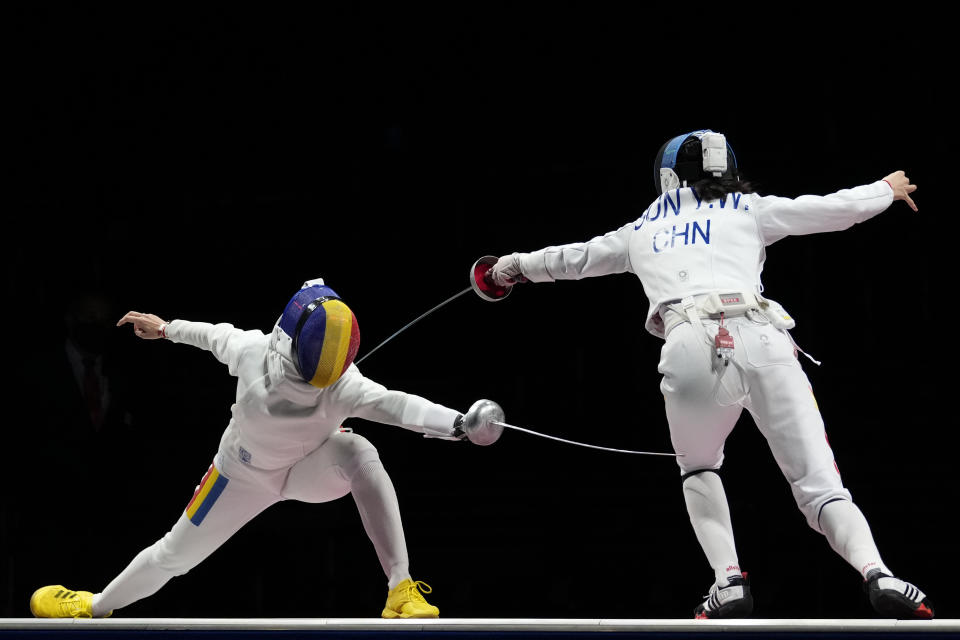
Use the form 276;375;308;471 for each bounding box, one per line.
2;619;959;639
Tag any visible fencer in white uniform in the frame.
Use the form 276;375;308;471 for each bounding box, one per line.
487;130;933;619
30;278;489;619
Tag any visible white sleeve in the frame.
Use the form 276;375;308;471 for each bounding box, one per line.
753;180;895;245
164;319;261;376
336;369;462;438
516;221;635;282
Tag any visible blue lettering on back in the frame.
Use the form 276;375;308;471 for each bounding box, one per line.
693;219;710;244
634;206;649;230
663;189;681;217
653;228;670;253
649;199;663;222
671;223;689;248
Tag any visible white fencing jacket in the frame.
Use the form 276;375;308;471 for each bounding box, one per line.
516;181;894;337
165;319;461;471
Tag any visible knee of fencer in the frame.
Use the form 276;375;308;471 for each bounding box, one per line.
330;433;382;481
800;491;853;532
678;454;725;477
681;467;722;486
812;495;855;533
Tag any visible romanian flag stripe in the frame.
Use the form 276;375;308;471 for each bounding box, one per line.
310;300;353;388
185;464;216;512
185;464;229;526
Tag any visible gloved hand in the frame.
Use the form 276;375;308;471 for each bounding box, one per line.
422;414;468;441
488;254;528;287
451;414;467;440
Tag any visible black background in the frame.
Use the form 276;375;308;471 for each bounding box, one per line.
3;5;953;620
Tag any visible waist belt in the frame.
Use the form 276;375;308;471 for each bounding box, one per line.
661;291;762;337
659;291;818;366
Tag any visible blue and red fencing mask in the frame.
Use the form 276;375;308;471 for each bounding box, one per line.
278;284;360;388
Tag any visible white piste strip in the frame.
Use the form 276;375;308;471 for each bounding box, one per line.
1;618;957;632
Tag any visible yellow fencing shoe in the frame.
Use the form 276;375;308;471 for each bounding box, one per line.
29;585;109;618
381;578;440;618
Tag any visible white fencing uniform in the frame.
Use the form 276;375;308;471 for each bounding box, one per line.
93;318;461;616
505;180;898;586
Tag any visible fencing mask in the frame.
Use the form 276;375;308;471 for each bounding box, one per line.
278;282;360;388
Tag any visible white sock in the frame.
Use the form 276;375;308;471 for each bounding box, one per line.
819;499;891;579
350;459;411;590
683;472;741;587
93;547;178;615
90;594;107;618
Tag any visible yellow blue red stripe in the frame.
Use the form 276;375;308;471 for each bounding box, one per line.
310;300;354;388
185;464;229;526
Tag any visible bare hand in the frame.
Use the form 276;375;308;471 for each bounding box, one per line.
117;311;169;339
883;170;918;212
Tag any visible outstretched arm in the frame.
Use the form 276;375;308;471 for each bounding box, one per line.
334;369;466;439
754;172;917;245
117;311;259;374
488;221;634;287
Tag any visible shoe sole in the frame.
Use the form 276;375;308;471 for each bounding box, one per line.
696;593;754;619
381;608;439;619
872;593;934;620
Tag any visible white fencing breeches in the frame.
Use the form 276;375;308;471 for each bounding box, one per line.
660;318;851;530
95;430;409;614
658;316;892;582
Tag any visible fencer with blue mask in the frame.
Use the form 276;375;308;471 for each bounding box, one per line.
30;278;498;619
486;130;932;619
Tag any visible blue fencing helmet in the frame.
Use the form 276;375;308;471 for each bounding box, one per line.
278;284;360;388
653;129;738;195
